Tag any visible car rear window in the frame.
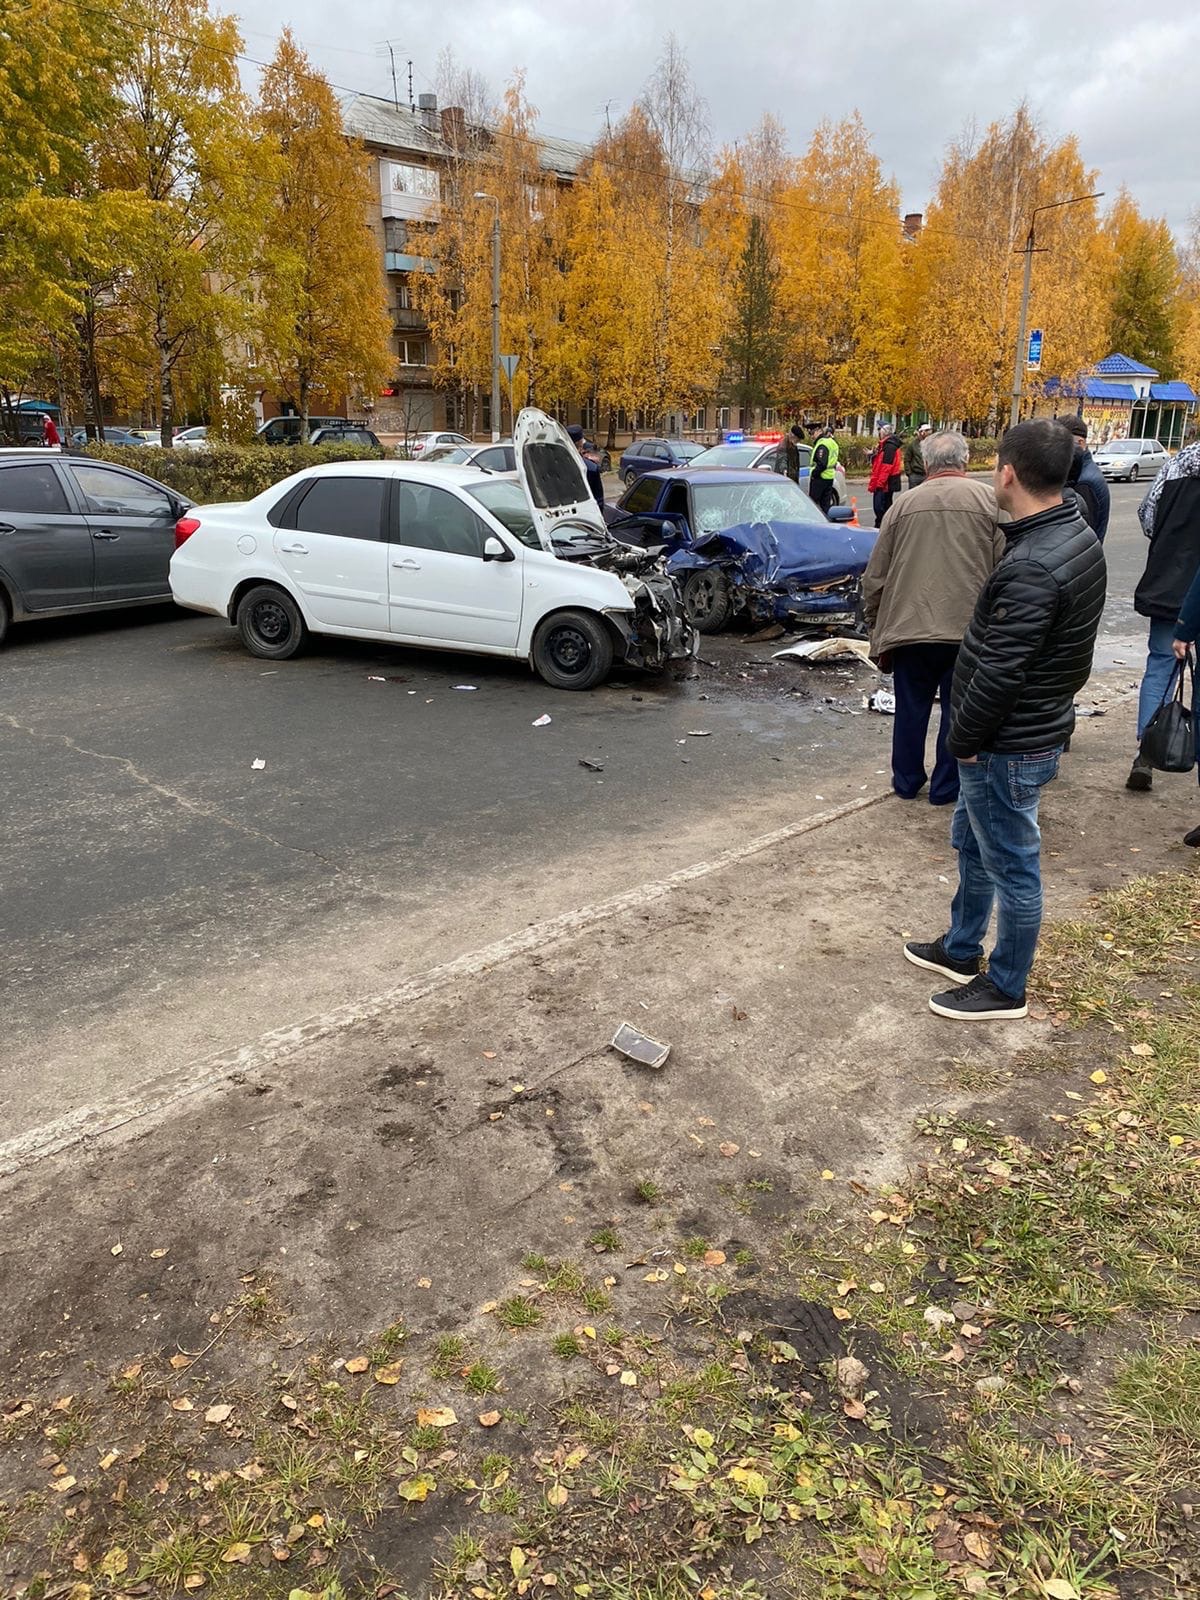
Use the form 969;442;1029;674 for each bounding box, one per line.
0;462;69;513
291;475;385;539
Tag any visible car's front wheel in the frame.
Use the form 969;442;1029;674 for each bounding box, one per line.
237;584;307;659
0;588;9;648
532;609;613;690
1129;464;1139;482
682;568;734;634
623;468;638;486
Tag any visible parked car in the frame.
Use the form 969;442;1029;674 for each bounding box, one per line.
69;426;147;448
169;408;692;690
404;430;472;458
1092;436;1169;482
610;467;873;634
0;450;192;645
255;416;351;446
308;426;383;451
689;438;849;506
174;426;210;451
618;437;706;486
422;441;518;471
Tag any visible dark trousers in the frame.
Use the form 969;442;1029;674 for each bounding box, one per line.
872;487;897;526
891;642;960;804
810;478;834;516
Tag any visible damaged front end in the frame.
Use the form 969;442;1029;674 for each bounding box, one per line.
554;531;695;668
670;519;874;634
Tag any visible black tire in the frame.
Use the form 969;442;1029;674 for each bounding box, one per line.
682;568;734;634
237;584;307;660
600;450;612;474
0;588;9;648
829;489;841;508
1129;464;1139;482
623;468;639;486
532;609;613;691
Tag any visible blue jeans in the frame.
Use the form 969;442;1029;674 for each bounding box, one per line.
1137;618;1178;742
942;748;1062;1000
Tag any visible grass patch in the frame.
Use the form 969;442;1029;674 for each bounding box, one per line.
633;1177;662;1203
551;1333;583;1361
587;1226;621;1253
463;1360;501;1395
496;1294;543;1330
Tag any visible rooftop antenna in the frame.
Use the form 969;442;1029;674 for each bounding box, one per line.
408;59;414;112
374;41;400;110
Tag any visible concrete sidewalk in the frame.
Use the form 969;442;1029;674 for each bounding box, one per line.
3;684;1196;1368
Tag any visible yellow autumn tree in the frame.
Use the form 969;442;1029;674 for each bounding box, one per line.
775;114;907;415
255;30;391;432
909;105;1104;428
1100;190;1181;376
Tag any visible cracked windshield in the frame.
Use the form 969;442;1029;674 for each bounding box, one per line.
692;476;825;532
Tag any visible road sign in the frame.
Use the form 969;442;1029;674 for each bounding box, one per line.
499;354;520;382
1027;328;1043;369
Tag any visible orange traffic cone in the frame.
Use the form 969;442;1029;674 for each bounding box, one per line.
848;496;860;527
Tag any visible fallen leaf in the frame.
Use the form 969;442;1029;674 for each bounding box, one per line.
279;1394;298;1410
221;1542;252;1565
305;1513;325;1528
169;1354;192;1371
1129;1042;1154;1057
272;1546;291;1561
150;1248;169;1259
1090;1070;1108;1085
483;1051;497;1060
820;1169;835;1180
344;1356;369;1374
170;1398;194;1412
510;1547;528;1579
843;1398;867;1419
1041;1582;1080;1600
50;1474;77;1493
963;1529;993;1562
99;1547;129;1579
831;1305;853;1321
951;1137;969;1153
98;1450;120;1471
718;1142;740;1158
397;1476;433;1502
204;1404;232;1425
547;1484;568;1507
374;1363;403;1386
183;1574;206;1590
702;1249;726;1267
415;1406;458;1428
120;1364;143;1381
478;1410;502;1428
643;1268;668;1282
836;1279;857;1297
110;1243;123;1257
618;1370;638;1387
416;1277;432;1290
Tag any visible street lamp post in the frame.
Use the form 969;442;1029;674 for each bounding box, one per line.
474;192;501;443
1009;191;1104;430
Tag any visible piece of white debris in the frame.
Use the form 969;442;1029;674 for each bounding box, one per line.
532;714;552;727
453;685;478;691
251;758;266;770
367;675;386;682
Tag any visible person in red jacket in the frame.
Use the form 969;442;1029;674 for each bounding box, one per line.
868;423;903;526
42;413;61;447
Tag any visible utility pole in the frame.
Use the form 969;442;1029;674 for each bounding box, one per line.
475;192;501;442
1009;191;1103;430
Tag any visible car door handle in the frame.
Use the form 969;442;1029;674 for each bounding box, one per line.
279;542;308;554
92;529;120;541
391;558;421;570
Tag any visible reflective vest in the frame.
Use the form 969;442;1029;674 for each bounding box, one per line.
814;432;839;481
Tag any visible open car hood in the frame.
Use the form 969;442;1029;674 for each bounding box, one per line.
514;407;607;547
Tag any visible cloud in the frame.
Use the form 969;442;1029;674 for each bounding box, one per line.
230;0;1198;235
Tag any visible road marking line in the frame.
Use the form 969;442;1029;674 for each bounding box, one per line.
1;791;889;1176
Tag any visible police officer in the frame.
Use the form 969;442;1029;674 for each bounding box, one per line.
567;423;604;510
807;422;839;516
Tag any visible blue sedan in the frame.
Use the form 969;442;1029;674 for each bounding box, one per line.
611;468;875;634
618;437;705;486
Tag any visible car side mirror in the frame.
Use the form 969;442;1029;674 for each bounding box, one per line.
826;505;855;523
482;535;514;562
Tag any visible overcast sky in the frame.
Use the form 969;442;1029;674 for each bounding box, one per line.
232;0;1198;238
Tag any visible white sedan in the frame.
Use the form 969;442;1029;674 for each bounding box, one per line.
169;409;692;691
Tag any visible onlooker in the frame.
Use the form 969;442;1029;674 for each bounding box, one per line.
904;422;933;489
783;423;805;485
1127;441;1200;791
42;413;60;447
863;431;1006;806
1057;414;1110;541
1169;562;1200;847
567;423;604;509
905;419;1106;1021
868;423;904;525
807;421;839;515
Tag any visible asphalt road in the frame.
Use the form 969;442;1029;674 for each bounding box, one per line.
0;481;1149;1146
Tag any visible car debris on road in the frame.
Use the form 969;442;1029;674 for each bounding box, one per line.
611;1023;671;1068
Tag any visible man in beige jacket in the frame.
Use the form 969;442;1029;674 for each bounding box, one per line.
863;431;1006;805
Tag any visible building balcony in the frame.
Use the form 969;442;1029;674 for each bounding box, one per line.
385;251;435;274
393;307;427;331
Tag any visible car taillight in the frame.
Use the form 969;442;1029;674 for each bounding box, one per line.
174;516;201;548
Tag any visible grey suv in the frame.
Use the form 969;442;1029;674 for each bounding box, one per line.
0;451;191;645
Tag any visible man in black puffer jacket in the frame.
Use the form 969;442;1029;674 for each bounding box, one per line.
903;420;1106;1021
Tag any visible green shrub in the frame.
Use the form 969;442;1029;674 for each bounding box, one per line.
829;433;998;474
80;442;386;505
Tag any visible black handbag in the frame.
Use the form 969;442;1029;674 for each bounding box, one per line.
1140;653;1196;773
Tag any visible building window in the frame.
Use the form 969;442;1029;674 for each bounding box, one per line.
445;394;460;430
762;408;777;427
691;408;706;432
581;398;597;432
717;407;731;431
395;282;411;310
397;338;428;367
383;217;408;253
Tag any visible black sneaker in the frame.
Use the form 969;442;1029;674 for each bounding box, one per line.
929;974;1028;1020
1126;758;1153;792
904;937;980;985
